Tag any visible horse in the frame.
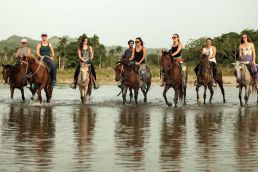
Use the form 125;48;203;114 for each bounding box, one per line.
196;54;225;104
233;61;257;106
160;51;188;107
77;62;92;104
20;56;53;104
114;59;141;104
2;63;27;101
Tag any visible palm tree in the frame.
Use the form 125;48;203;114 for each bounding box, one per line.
108;49;116;68
57;37;68;70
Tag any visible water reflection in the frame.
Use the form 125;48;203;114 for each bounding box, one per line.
195;107;223;171
73;105;96;170
1;105;55;171
234;108;258;172
114;106;150;170
159;108;186;171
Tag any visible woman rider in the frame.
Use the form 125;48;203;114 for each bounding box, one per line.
194;38;217;87
36;33;57;86
169;34;186;85
129;37;148;87
71;37;99;89
239;34;258;89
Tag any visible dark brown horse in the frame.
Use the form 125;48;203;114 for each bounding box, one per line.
20;56;53;104
115;60;140;104
160;51;188;107
115;57;151;104
2;63;27;101
196;54;225;104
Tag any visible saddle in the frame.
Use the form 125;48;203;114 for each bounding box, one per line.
42;61;51;73
245;64;254;78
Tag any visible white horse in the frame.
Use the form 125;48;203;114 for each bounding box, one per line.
78;62;91;104
233;61;257;106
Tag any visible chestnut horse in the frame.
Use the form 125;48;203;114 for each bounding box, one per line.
160;51;188;107
196;54;225;104
20;56;53;103
115;60;140;104
2;63;27;101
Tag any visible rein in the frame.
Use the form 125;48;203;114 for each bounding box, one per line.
20;58;42;78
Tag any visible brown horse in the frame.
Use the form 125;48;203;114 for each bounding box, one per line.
160;51;188;107
196;54;225;104
115;60;140;104
2;63;27;101
20;56;53;104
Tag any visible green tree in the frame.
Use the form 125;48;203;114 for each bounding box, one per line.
57;37;68;70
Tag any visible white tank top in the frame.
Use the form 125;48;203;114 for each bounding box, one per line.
203;46;216;63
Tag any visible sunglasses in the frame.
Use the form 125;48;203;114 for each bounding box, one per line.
172;37;178;39
135;41;140;43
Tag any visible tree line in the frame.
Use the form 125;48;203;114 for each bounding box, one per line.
0;29;257;69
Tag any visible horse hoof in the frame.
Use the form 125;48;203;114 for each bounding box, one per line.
167;103;172;107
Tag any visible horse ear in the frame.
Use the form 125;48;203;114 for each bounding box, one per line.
231;63;236;66
2;64;5;67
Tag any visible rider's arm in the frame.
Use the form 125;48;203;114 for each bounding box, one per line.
252;43;256;64
28;48;32;56
36;43;43;59
129;48;135;61
90;46;94;60
138;47;147;64
171;43;183;57
49;43;55;59
77;48;86;62
210;46;216;59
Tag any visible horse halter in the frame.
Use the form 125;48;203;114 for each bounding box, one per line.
20;58;29;74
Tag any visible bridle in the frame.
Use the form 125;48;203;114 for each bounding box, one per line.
20;57;42;78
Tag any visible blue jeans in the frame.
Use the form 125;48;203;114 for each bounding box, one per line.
43;57;56;82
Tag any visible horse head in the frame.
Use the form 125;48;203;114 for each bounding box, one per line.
114;62;123;82
2;64;12;84
80;62;90;82
160;51;172;72
234;61;249;83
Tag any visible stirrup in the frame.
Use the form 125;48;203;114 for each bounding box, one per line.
94;82;100;89
70;82;76;89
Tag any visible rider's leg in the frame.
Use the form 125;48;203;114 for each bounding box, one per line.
194;64;200;86
43;57;57;86
210;62;217;87
251;63;258;89
87;61;99;89
180;62;186;85
71;64;80;89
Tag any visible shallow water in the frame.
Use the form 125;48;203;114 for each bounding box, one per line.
0;85;258;171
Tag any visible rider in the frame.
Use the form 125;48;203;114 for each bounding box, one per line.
16;38;31;59
239;34;258;89
123;40;134;59
36;33;57;86
169;34;186;85
71;37;99;89
194;38;217;87
129;37;148;88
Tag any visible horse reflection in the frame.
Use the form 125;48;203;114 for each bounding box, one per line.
114;106;150;170
2;105;55;169
73;105;96;170
159;108;186;171
195;107;223;171
234;108;258;171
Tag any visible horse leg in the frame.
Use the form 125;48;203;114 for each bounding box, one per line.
174;89;179;108
203;86;207;104
208;85;214;104
44;87;50;103
183;85;187;106
20;87;25;102
218;81;226;103
257;91;258;104
134;88;139;104
244;86;251;106
48;85;53;103
10;87;14;99
79;87;84;103
122;87;128;104
239;86;243;106
129;88;133;102
196;86;200;105
163;85;172;107
37;85;45;103
143;84;150;103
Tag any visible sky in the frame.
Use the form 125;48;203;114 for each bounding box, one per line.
0;0;258;48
